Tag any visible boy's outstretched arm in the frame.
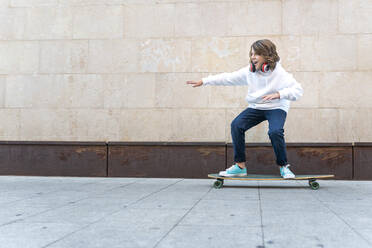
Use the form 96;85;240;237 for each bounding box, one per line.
186;66;249;87
186;80;203;87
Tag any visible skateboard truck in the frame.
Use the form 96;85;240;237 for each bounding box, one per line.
213;179;224;189
308;179;319;190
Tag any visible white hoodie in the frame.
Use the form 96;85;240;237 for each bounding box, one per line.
202;62;303;113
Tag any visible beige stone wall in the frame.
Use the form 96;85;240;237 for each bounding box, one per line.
0;0;371;142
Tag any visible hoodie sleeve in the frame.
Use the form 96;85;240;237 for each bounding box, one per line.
202;66;249;86
278;73;303;101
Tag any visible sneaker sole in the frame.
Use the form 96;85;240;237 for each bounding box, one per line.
282;175;295;179
219;172;247;177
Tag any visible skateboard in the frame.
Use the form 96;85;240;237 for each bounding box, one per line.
208;174;335;190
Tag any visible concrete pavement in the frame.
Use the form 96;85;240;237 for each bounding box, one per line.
0;176;372;248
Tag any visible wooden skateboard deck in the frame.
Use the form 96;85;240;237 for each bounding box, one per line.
208;173;335;190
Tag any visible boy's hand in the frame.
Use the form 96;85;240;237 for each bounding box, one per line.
262;92;280;101
186;80;203;87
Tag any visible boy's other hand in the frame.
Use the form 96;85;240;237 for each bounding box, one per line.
186;80;203;87
262;92;280;101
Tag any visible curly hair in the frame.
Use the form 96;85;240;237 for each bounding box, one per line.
249;39;280;71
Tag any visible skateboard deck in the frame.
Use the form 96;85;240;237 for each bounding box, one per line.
208;174;335;190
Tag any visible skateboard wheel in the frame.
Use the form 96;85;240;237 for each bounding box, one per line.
310;181;319;190
308;179;316;186
213;180;223;189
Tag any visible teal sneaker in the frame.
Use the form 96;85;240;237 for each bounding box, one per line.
219;164;247;177
280;164;295;179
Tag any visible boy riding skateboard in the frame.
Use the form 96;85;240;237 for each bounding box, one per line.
187;39;303;179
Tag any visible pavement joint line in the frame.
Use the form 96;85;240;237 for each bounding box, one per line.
0;219;24;228
0;179;141;228
126;179;185;206
258;181;265;248
152;185;214;248
93;179;140;194
40;178;185;248
309;182;372;248
176;223;262;227
0;179;108;207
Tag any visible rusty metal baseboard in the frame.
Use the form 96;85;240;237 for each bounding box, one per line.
0;142;370;180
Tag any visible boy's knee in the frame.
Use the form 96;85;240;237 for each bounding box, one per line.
231;118;242;130
231;119;237;128
268;129;284;138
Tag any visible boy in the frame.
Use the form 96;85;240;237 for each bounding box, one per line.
186;39;303;178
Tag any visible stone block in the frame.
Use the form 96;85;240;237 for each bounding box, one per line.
0;41;38;74
64;74;105;109
10;0;58;7
103;74;127;109
140;38;191;72
283;0;338;34
285;108;339;142
300;35;357;71
0;7;26;40
126;73;156;108
339;0;372;33
5;75;35;108
0;0;9;6
343;109;372;142
0;75;5;107
174;3;201;37
123;4;175;38
39;40;89;73
23;6;73;39
291;72;321;109
0;109;20;140
73;5;123;39
319;72;372;108
61;0;124;5
71;109;120;141
171;109;226;142
199;2;229;36
19;109;74;140
208;86;244;109
88;39;138;73
6;74;105;109
119;109;173;141
338;109;357;143
227;1;281;36
155;73;208;108
358;34;372;70
191;37;246;73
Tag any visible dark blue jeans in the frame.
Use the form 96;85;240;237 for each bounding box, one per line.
231;108;288;166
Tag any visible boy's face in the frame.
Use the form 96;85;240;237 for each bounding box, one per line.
251;48;266;69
